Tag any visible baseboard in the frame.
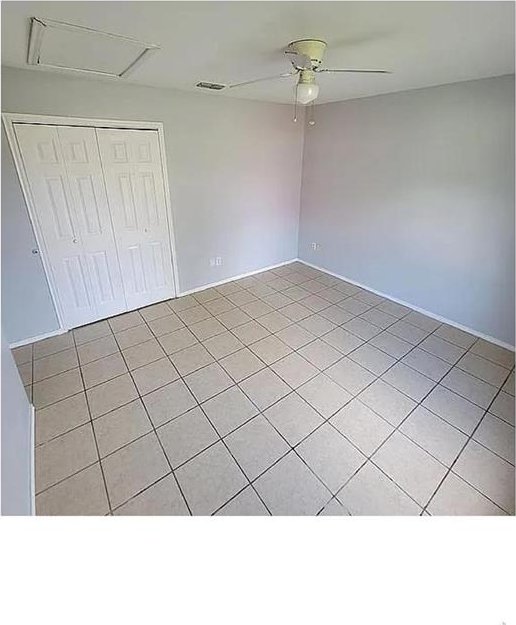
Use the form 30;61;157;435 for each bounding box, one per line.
298;259;515;352
30;405;35;516
9;328;67;349
178;259;298;297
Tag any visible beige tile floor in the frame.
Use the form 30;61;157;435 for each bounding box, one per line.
12;261;515;516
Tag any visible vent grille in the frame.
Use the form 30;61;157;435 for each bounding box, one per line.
196;81;226;91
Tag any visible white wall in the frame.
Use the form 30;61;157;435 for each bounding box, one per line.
1;67;304;344
1;330;33;515
299;75;515;346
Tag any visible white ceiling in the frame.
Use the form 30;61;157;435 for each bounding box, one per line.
1;1;514;105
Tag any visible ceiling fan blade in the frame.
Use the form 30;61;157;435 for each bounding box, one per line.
228;71;298;89
317;68;391;74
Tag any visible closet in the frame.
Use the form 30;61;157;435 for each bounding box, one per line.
14;123;176;329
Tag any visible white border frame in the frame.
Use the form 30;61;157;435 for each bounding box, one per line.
2;112;181;332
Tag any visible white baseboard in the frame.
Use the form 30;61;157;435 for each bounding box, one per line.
178;259;298;297
9;328;67;349
298;259;515;352
30;405;35;516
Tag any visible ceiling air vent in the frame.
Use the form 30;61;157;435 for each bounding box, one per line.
196;82;226;91
27;17;159;78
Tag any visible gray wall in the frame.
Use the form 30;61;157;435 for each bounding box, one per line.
1;330;33;515
299;75;515;346
1;67;304;344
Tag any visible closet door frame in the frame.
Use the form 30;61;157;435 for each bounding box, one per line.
2;112;180;331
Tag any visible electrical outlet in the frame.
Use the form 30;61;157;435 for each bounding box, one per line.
311;242;321;251
215;256;223;266
209;258;216;267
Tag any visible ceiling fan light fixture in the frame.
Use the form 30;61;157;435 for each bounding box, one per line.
296;82;319;104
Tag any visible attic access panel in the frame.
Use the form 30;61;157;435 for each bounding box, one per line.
27;17;159;78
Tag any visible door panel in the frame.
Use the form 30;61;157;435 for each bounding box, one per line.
14;124;127;328
96;128;175;310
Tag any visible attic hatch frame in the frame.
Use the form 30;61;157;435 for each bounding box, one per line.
27;17;160;79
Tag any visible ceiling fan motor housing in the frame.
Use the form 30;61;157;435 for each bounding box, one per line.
286;39;327;68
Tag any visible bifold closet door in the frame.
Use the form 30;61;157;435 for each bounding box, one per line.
96;128;176;310
14;124;127;329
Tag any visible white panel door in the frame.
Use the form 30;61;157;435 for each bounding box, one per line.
96;128;176;310
14;124;127;328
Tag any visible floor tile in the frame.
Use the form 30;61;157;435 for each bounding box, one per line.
33;368;84;409
202;331;244;360
360;308;398;330
231;320;270;345
18;363;32;387
427;472;507;516
372;431;447;506
435;324;477;349
74;320;113;346
248;334;292;365
115;324;154;350
330;399;394;457
470;339;515;369
473;413;515;464
217;307;252;329
400;405;467;466
319;305;354;325
158;328;198;355
349;343;396;376
81;352;128;389
280;302;312;322
202;386;258;437
101;433;170;509
318;498;350;516
338;297;372;316
296;424;366;493
35;392;90;445
93;399;152;458
358;379;416;426
167;294;198;313
215;486;270;516
453;440;515;514
382;362;435;402
185;362;233;403
87;373;138;418
140;302;173;322
147;313;184;337
219;348;265;382
263;291;291;307
132;357;179;396
258;311;292;333
441;367;498;409
122;338;166;370
322;327;363;355
12;344;32;365
194;287;222;303
456;352;508;387
265;393;323;446
422;385;484;435
337;462;421;515
175;441;247;515
297;373;352;419
298;314;336;337
275;324;316;349
376;300;411;319
227;290;256;307
343;317;382;341
271;352;319;389
33;333;75;359
489;391;515;426
169;343;214;376
403;311;441;332
369;331;413;359
177;305;212;325
303;293;335;310
225;415;290;480
36;423;98;493
298;339;342;370
418;334;466;364
388;320;429;345
401;347;451;381
502;370;515;396
254;452;331;515
158;407;218;468
326;357;376;396
239;368;291;411
143;379;197;427
189;317;226;341
108;310;144;334
284;286;310;302
78;335;119;365
204;296;235;316
36;464;109;516
240;299;274;318
33;348;79;382
114;474;189;516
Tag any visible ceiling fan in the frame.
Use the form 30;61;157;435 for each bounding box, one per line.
196;39;391;124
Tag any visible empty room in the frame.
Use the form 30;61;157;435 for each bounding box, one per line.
1;0;514;523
